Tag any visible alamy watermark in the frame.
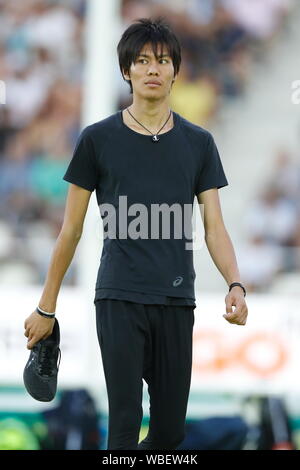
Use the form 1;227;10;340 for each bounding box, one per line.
96;195;206;252
0;80;6;104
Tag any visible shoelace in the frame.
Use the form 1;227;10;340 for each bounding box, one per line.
38;345;61;376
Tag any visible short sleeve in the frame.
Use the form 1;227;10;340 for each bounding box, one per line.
63;127;99;192
194;132;229;196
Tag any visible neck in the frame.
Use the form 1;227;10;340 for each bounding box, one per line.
128;98;172;131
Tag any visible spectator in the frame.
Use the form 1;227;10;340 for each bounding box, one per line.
243;186;298;247
237;235;283;292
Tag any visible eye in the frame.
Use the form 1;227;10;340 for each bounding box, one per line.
137;58;147;64
160;59;168;64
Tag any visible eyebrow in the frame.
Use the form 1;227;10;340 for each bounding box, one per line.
138;53;170;58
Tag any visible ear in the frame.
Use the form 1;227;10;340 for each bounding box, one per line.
122;68;130;81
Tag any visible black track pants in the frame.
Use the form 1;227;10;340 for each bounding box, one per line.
95;299;195;450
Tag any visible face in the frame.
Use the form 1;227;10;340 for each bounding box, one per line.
123;42;177;99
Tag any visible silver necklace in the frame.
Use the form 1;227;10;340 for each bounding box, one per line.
126;107;172;142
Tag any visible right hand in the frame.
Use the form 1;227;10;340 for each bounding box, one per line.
24;310;55;350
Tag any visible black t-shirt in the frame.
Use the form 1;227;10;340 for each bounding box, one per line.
63;109;229;307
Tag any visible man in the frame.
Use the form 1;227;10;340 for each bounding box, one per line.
24;17;248;450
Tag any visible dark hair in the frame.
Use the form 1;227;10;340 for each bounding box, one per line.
117;17;181;94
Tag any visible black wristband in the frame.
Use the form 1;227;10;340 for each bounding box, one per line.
229;282;246;297
36;307;55;319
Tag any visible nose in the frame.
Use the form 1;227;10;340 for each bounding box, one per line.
147;61;159;75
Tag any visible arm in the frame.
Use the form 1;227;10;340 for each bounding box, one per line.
24;183;93;349
197;188;248;326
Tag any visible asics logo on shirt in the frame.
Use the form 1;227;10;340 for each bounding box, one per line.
173;276;183;287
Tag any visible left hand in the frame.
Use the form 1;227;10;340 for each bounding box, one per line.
223;286;248;325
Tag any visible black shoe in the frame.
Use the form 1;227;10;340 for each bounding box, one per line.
23;318;61;402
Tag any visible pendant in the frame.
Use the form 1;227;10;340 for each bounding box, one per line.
152;135;159;142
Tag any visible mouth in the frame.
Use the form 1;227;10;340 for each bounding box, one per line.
145;81;161;87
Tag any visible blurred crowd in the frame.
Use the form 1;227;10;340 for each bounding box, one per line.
239;148;300;292
0;0;86;284
119;0;293;121
0;0;298;290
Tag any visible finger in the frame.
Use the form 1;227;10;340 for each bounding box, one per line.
27;340;35;350
225;299;244;314
225;302;234;314
237;308;248;323
224;302;248;323
27;334;36;350
226;309;241;318
223;314;234;323
227;303;245;317
228;313;247;325
223;311;239;321
224;316;238;324
235;314;246;325
25;326;36;338
223;314;242;324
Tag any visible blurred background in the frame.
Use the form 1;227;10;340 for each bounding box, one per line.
1;0;300;451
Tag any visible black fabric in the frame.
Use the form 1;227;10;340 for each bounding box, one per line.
95;299;195;450
95;287;196;307
63;109;228;304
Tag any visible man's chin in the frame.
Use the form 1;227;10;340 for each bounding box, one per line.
136;89;167;101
